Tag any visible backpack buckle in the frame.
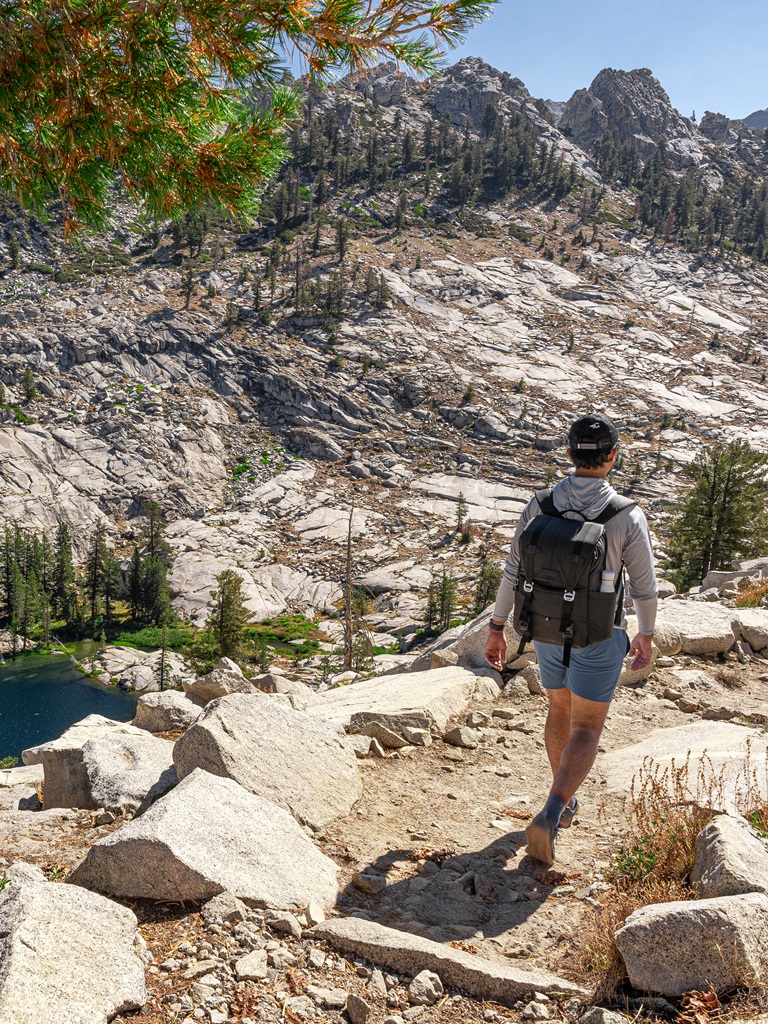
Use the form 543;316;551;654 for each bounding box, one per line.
564;590;575;602
523;581;534;593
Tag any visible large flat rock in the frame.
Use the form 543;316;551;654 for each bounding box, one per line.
0;879;146;1024
173;694;362;830
655;600;739;654
22;715;175;812
133;690;204;733
310;918;586;1003
615;892;768;996
600;722;768;812
734;608;768;651
308;667;480;735
68;769;339;910
691;814;768;898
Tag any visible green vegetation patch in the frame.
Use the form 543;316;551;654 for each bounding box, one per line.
113;623;194;651
245;613;323;659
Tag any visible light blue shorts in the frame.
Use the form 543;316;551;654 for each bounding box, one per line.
534;628;630;704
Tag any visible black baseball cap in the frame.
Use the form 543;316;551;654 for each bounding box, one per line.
568;413;619;452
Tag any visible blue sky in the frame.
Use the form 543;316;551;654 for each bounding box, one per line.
448;0;766;121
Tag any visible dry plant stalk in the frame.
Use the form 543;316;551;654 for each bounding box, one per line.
609;753;720;884
734;738;768;838
574;752;724;1000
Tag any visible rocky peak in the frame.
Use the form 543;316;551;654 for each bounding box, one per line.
699;111;768;170
559;67;704;168
427;56;535;129
742;108;768;132
346;61;421;107
699;111;741;143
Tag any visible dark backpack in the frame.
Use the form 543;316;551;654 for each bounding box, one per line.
513;488;636;666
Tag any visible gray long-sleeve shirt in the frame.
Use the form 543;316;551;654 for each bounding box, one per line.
493;475;659;635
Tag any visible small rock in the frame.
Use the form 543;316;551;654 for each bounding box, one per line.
466;712;490;728
443;727;479;749
306;900;326;927
408;970;443;1006
701;706;736;721
235;950;269;981
361;723;407;749
348;735;373;758
266;911;302;939
307;948;327;969
517;664;542;695
523;1002;550;1020
676;697;700;713
579;1010;627;1024
201;891;248;927
306;985;348;1009
268;947;297;969
402;727;432;747
367;969;388;999
347;993;373;1024
404;1008;426;1021
353;872;387;895
285;995;318;1020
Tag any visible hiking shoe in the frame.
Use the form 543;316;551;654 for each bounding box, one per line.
525;811;558;866
559;797;579;829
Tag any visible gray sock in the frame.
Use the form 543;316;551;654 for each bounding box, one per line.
542;792;567;824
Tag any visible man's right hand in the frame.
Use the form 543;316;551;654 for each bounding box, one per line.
485;630;507;672
628;632;653;671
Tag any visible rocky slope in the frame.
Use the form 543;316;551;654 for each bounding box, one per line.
0;57;768;656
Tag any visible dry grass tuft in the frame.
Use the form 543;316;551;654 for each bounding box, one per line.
608;754;719;885
575;753;721;1000
578;878;689;1003
734;576;768;608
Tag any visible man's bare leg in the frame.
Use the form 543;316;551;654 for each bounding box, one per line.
526;692;611;865
551;693;611;800
544;688;572;776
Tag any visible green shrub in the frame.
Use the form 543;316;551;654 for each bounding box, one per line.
508;223;532;244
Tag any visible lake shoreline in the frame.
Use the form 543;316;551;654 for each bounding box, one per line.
0;652;138;762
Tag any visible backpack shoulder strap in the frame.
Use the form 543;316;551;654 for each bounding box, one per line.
534;488;558;517
591;495;636;525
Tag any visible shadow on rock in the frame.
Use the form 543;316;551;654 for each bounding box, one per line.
336;830;569;949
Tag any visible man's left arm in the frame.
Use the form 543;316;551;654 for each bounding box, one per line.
623;510;659;670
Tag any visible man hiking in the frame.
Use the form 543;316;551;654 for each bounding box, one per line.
484;413;658;865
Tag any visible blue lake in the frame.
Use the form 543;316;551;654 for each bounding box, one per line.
0;654;137;761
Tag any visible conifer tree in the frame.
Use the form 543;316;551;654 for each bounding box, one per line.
85;523;108;624
128;547;143;620
0;2;495;231
474;557;503;616
667;440;768;588
438;571;458;631
205;569;252;662
9;562;25;655
103;550;123;626
22;367;36;402
53;523;76;624
142;557;171;626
